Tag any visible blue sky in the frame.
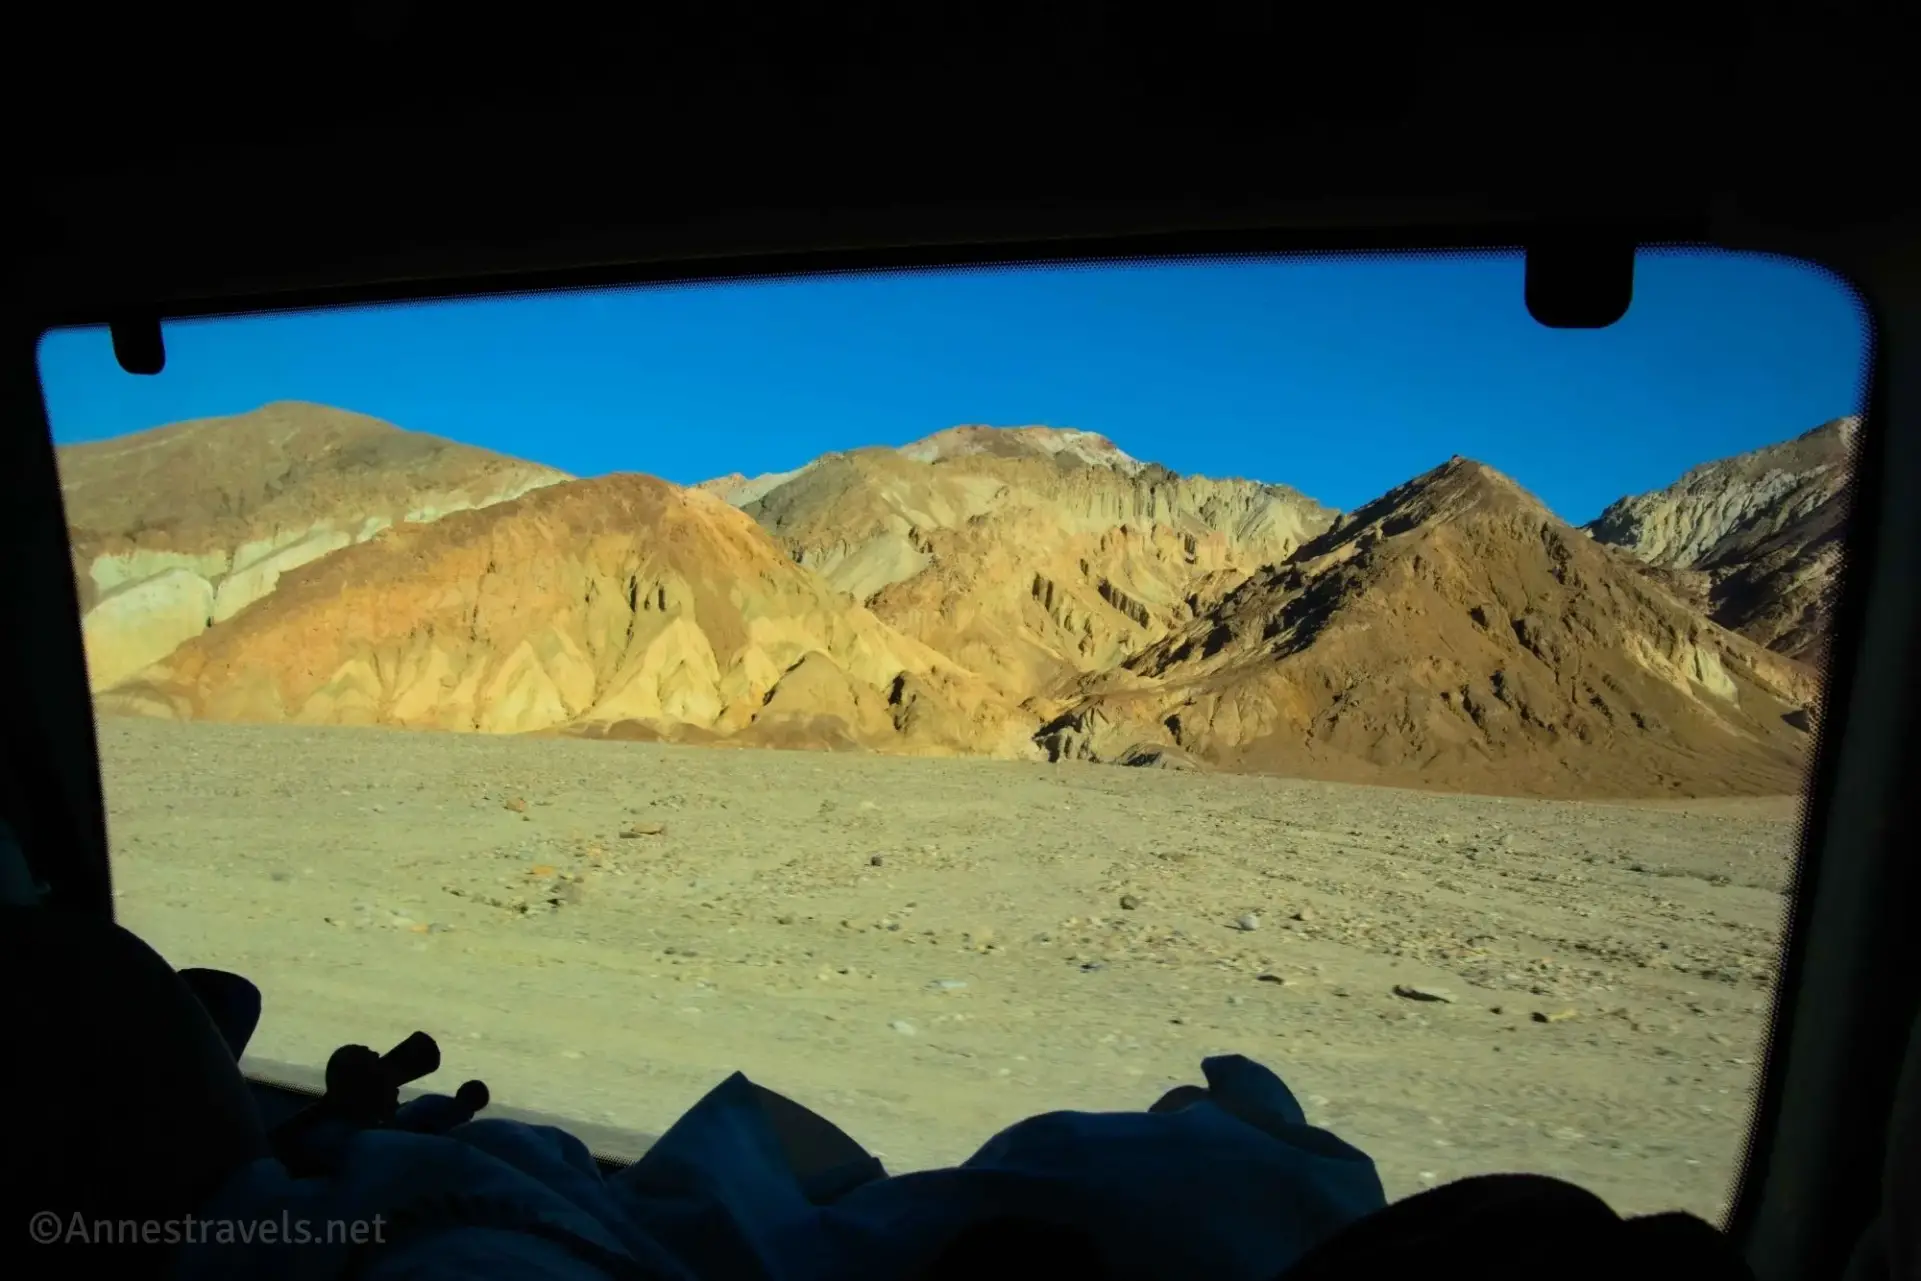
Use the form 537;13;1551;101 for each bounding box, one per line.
36;250;1866;524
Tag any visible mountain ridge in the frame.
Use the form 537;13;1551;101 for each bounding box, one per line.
1585;416;1856;662
68;406;1846;798
59;401;569;689
1037;456;1817;797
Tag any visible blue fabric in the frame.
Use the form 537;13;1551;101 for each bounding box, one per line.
171;1055;1386;1281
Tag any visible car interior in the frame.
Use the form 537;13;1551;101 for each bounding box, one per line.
5;9;1917;1281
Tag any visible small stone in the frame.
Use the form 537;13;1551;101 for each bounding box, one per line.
504;797;528;813
1394;984;1458;1004
1120;894;1141;910
1234;913;1261;932
775;914;794;925
869;854;885;867
1080;961;1107;973
890;1020;917;1036
1256;973;1288;985
621;821;666;838
929;979;968;991
1532;1009;1580;1024
1292;907;1314;922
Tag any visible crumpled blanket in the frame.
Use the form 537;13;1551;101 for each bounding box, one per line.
171;1054;1387;1281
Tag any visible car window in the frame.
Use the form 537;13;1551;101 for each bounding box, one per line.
38;249;1866;1219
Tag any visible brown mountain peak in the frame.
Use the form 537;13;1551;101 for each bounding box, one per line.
1047;449;1816;799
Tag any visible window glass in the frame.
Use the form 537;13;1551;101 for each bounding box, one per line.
39;250;1866;1220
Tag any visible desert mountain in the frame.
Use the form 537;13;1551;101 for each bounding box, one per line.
59;402;568;690
737;428;1337;701
1039;458;1819;798
695;423;1146;508
692;465;813;507
95;473;1033;758
1585;417;1857;663
896;423;1148;474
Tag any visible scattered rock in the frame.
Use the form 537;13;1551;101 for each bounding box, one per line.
1292;907;1314;922
1234;913;1261;932
775;914;794;925
1256;973;1288;985
890;1020;917;1035
869;854;886;866
620;821;666;838
528;865;557;878
1120;893;1141;910
1080;961;1107;973
503;796;528;813
1394;984;1458;1004
1532;1009;1580;1024
928;979;968;991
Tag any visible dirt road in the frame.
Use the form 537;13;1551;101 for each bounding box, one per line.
97;717;1800;1221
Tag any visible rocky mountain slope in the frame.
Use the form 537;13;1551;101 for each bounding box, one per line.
735;429;1336;700
896;423;1149;473
71;407;1846;797
95;473;1033;757
59;402;568;689
1585;417;1857;663
1040;458;1819;798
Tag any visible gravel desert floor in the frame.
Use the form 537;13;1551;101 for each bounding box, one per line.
96;716;1805;1221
